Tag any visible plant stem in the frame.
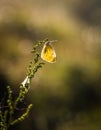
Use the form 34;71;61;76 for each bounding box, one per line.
0;124;8;130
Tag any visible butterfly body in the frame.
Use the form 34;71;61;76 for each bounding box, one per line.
41;41;56;63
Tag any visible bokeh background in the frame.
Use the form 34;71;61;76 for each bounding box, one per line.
0;0;101;130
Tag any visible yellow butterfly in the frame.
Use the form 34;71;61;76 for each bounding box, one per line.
41;41;57;63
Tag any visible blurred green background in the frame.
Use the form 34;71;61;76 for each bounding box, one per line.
0;0;101;130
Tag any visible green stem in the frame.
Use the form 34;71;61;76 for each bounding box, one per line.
0;123;8;130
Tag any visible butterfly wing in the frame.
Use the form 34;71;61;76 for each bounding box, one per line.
41;42;56;63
